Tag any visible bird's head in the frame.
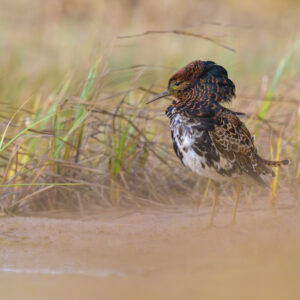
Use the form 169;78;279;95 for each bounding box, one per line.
147;60;235;105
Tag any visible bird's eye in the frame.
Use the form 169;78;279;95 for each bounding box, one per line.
174;81;180;86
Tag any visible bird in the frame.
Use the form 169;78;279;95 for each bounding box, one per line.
147;60;289;226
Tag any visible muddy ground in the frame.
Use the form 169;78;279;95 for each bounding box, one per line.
1;200;300;300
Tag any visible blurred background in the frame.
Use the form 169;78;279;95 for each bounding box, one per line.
0;0;299;211
1;1;300;299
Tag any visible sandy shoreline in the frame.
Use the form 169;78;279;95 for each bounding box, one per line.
1;205;300;299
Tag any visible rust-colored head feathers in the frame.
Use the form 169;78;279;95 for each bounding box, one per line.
147;60;236;118
147;60;235;107
168;60;205;86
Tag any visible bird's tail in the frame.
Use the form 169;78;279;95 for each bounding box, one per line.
257;156;290;167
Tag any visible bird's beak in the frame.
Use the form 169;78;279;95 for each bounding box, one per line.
146;89;172;104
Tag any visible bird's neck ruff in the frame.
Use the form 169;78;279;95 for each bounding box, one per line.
166;61;236;119
166;78;232;119
166;97;221;120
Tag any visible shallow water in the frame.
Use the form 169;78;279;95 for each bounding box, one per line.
1;206;300;299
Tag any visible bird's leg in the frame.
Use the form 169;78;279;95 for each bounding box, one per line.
229;180;241;225
247;186;254;208
208;181;220;227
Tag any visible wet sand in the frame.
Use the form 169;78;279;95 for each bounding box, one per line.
1;204;300;300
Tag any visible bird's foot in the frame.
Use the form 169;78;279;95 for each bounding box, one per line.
220;218;237;228
203;222;217;229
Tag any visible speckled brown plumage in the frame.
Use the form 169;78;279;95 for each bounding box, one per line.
148;60;289;186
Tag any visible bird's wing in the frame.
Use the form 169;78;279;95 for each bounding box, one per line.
209;113;272;183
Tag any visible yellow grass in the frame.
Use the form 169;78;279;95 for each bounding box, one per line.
0;0;298;213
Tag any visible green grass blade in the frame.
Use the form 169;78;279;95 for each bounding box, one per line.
0;112;57;155
258;41;299;120
53;111;90;158
0;96;32;150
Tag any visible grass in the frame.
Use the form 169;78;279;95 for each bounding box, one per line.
256;40;300;132
270;136;283;207
0;0;299;214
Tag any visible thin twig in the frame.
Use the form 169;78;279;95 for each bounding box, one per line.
118;29;235;52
